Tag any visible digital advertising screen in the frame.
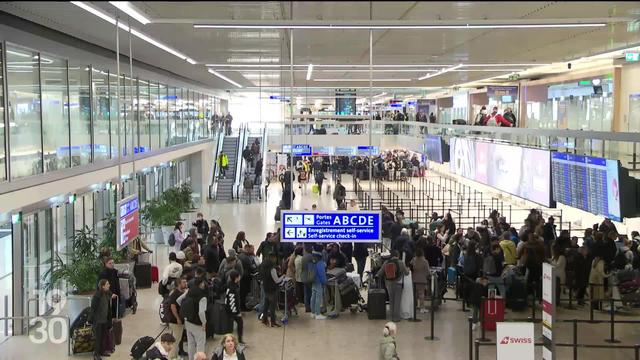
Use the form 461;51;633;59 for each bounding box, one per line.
117;195;139;250
450;138;551;206
551;153;621;221
424;135;445;164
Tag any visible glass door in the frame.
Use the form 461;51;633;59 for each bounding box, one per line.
22;213;38;321
37;209;53;315
0;223;13;343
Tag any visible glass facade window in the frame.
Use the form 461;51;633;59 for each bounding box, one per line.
137;79;150;152
158;84;168;149
6;46;42;179
92;68;110;162
68;64;91;166
120;74;132;157
0;45;6;181
168;87;177;146
149;82;160;150
41;55;70;172
109;72;119;158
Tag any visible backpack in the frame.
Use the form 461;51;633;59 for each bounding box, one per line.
168;232;176;247
159;295;176;324
274;206;282;222
463;254;480;277
302;260;317;284
614;250;629;270
482;255;497;276
383;259;400;281
130;336;155;359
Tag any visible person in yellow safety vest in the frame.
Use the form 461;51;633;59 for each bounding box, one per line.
218;152;229;178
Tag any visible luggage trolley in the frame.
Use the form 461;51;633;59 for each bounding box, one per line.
277;277;296;325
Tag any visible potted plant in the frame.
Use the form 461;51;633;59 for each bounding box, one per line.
141;198;181;244
99;214;127;263
44;226;102;323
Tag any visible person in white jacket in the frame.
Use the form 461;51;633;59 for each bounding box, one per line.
160;252;184;296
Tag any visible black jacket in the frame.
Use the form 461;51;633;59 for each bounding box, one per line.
260;260;277;293
212;347;246;360
203;244;221;274
90;290;112;325
98;267;120;297
193;219;209;241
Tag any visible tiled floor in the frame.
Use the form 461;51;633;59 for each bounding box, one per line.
1;174;639;360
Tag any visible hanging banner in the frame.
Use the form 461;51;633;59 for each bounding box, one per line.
542;263;556;360
497;323;535;360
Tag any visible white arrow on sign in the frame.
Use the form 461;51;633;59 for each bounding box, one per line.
285;229;295;238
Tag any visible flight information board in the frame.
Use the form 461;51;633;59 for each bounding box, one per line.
551;153;621;221
281;211;381;243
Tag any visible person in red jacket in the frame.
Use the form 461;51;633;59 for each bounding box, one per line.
485;106;512;127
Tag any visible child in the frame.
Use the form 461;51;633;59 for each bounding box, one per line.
410;248;430;313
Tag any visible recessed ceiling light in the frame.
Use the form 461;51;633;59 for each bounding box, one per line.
306;64;314;81
71;2;195;64
109;1;150;25
194;22;607;30
208;69;243;88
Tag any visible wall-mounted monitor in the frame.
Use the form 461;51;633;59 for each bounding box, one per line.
551;153;621;221
450;138;552;207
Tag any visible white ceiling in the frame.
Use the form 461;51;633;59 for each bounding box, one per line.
1;1;640;95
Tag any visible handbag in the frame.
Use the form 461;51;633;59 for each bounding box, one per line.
72;325;94;354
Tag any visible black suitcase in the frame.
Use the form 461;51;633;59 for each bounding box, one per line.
340;280;359;307
212;300;233;335
134;262;152;288
506;277;527;311
367;288;386;319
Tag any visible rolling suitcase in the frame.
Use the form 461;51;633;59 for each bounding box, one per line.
481;296;505;331
134;262;152;288
212;300;233;335
119;277;131;302
112;296;123;345
151;266;159;283
506;276;527;311
367;288;387;320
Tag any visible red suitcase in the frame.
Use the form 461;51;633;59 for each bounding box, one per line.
481;297;505;331
151;266;159;283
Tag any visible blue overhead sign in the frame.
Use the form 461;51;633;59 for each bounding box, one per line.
281;211;382;243
292;144;312;156
357;145;379;156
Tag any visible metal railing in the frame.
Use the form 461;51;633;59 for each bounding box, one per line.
272;119;640;172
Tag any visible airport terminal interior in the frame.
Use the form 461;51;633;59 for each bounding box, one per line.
1;1;640;359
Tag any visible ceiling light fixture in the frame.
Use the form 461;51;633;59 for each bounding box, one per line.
306;64;313;81
373;92;388;98
314;78;412;82
418;64;464;80
204;63;544;69
194;23;606;30
109;1;150;25
71;2;195;64
208;69;243;88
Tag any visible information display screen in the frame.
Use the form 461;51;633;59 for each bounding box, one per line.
450;138;551;206
117;195;139;250
424;135;444;163
551;153;621;221
281;211;381;243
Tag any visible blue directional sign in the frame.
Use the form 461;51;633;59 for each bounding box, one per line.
357;145;379;156
292;144;312;156
281;211;381;243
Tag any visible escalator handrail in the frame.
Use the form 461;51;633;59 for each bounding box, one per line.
209;127;226;200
